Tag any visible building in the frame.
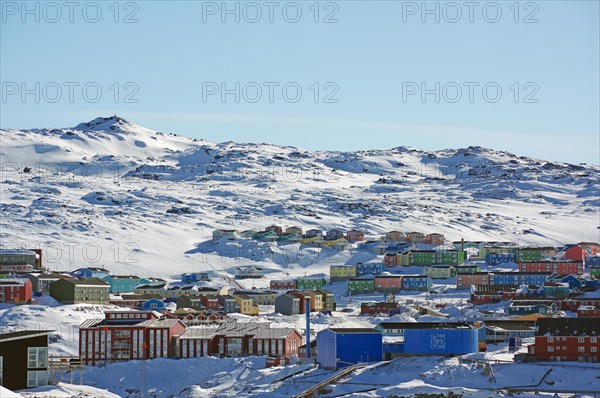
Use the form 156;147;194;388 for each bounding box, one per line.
456;272;489;289
317;328;382;369
480;320;536;343
454;264;481;274
212;229;239;241
405;232;425;244
542;282;570;298
71;267;109;279
374;275;403;293
360;302;402;316
0;249;40;271
485;252;516;265
547;274;582;289
401;275;432;291
508;300;559;316
234;295;259;316
0;278;32;304
489;272;552;286
274;293;300;315
527;317;600;362
288;291;311;313
178;322;302;358
356;262;385;276
234;266;263;279
49;277;110;304
177;294;221;311
330;265;356;282
383;253;399;267
425;233;445;245
0;330;50;389
347;277;375;295
25;272;72;294
296;277;327;290
385;231;405;242
233;290;278;306
565;242;600;262
303;290;324;311
217;295;239;314
270;280;296;290
346;229;365;242
304;228;322;238
79;310;186;364
325;229;344;240
576;305;600;318
423;265;456;279
518;260;584;275
285;226;303;235
181;272;210;283
410;250;465;266
315;289;336;311
102;275;150;294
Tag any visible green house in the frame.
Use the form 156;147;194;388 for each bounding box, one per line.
410;250;465;266
102;275;150;293
347;278;375;295
454;264;481;274
590;266;600;278
252;230;278;241
296;277;327;290
514;248;543;262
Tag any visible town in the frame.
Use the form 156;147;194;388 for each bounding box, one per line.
1;226;599;396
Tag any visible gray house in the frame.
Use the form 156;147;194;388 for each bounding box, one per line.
275;294;300;315
26;273;72;293
217;294;240;314
49;277;110;304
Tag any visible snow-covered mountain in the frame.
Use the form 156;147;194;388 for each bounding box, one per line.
1;116;598;277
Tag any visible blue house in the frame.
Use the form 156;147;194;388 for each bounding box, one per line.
317;328;382;369
585;256;600;266
547;274;582;289
485;252;515;265
181;272;211;283
355;262;385;276
138;298;166;311
489;272;551;286
71;267;109;279
102;275;150;293
401;275;432;291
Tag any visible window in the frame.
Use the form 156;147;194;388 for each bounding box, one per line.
27;370;47;387
547;337;554;343
591;337;597;343
547;346;554;352
27;347;48;368
578;337;585;343
578;347;585;353
591;347;597;353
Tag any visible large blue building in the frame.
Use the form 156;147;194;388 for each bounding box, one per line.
317;328;382;369
485;252;515;265
401;275;432;291
355;262;385;276
489;272;551;286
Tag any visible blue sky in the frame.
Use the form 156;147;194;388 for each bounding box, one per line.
1;0;599;164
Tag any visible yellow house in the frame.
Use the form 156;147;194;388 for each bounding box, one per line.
303;290;324;311
300;236;324;245
423;265;455;279
330;265;356;281
320;238;350;250
385;231;405;242
398;253;411;266
234;294;259;316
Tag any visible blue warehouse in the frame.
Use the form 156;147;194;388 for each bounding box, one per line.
403;326;479;355
317;328;382;369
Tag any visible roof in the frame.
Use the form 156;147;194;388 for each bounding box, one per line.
106;275;142;280
535;317;600;336
326;328;380;334
74;267;109;272
57;277;110;287
0;249;37;255
377;322;473;330
180;327;220;339
0;278;29;286
0;330;52;343
253;326;296;339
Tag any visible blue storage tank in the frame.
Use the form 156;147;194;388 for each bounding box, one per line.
317;328;382;369
403;327;479;355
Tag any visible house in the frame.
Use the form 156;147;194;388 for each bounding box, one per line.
165;309;226;326
515;247;556;262
25;272;72;294
587;260;600;274
330;265;357;282
456;272;489;289
565;242;600;262
518;260;584;275
270;280;296;290
71;267;110;279
358;240;388;255
385;231;405;242
356;262;385;276
296;276;327;290
374;275;403;293
489;272;552;286
300;235;324;245
235;266;264;279
561;297;600;312
346;229;365;242
233;290;278;306
479;243;517;260
0;330;50;389
315;289;336;311
317;328;382;369
49;277;110;304
0;278;32;304
360;302;402;316
79;310;186;364
401;275;432;291
163;285;198;299
508;299;559;316
212;229;239;241
302;290;324;311
325;229;344;240
405;232;425;244
304;228;322;238
178;322;302;358
347;277;375;295
485;252;516;265
527;317;600;362
423;265;456;279
384;253;399;267
298;340;317;358
480;320;536;343
576;305;600;318
139;298;167;311
275;293;300;315
181;272;211;283
288;290;312;313
102;275;149;293
542;282;570;298
409;249;465;266
425;233;445;245
0;249;40;271
285;226;303;235
547;274;582;289
277;233;302;242
320;238;350;251
135;283;167;296
454;264;481;274
217;295;239;314
265;225;283;235
177;294;221;311
234;294;259;315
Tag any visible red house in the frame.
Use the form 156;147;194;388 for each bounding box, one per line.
527;318;600;362
360;302;401;316
346;229;365;242
270;280;296;290
288;290;311;313
425;233;445;245
518;260;583;275
383;253;399;267
79;310;186;364
374;275;403;293
561;297;600;312
456;272;489;289
577;306;600;318
0;278;32;304
565;242;600;261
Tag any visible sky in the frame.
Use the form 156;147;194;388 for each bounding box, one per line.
1;0;599;164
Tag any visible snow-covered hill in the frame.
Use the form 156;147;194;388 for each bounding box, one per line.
1;116;598;277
